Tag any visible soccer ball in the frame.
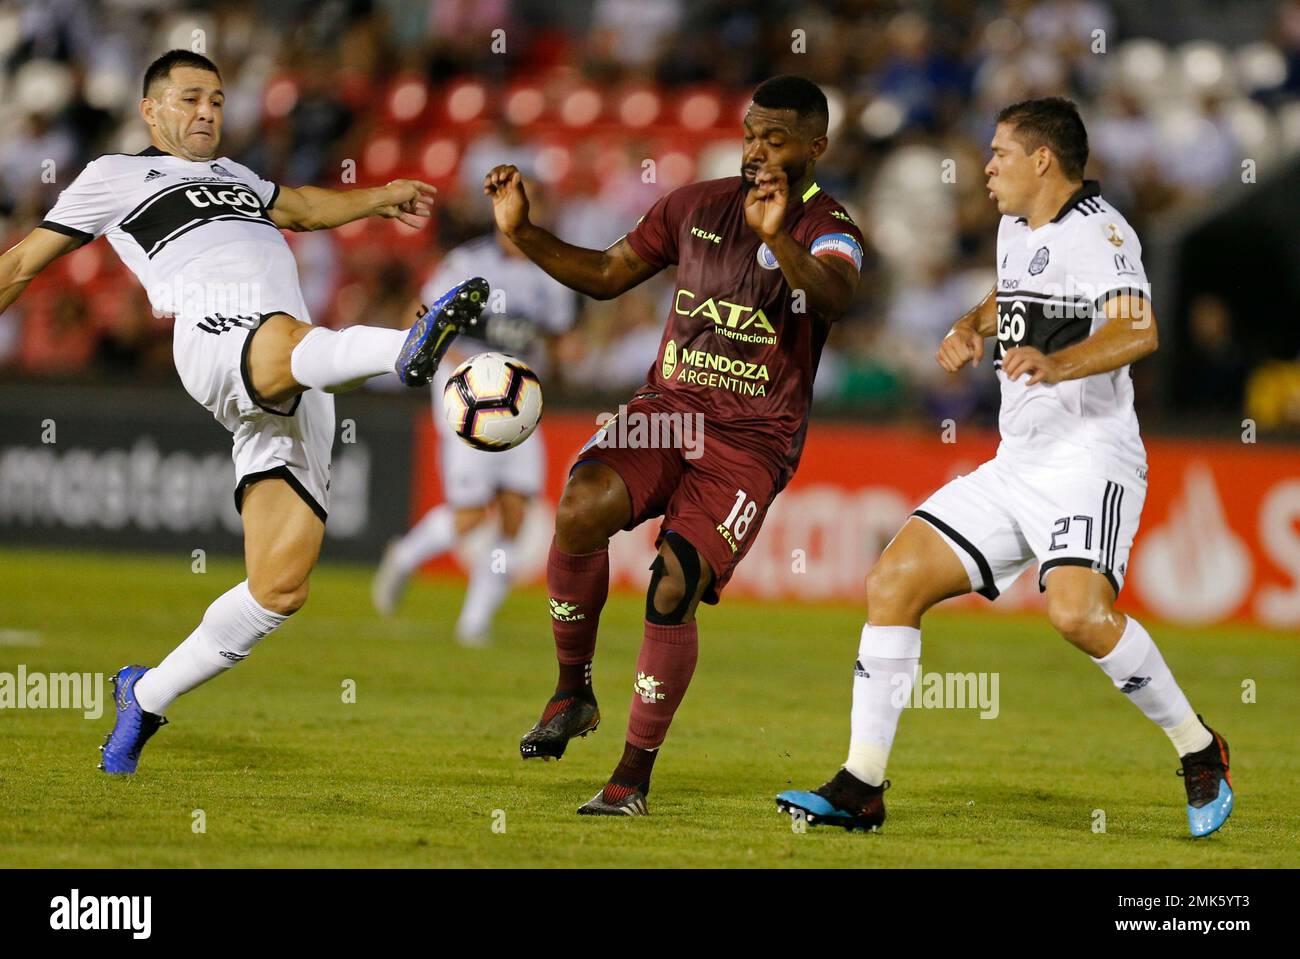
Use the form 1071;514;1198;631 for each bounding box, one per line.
442;352;543;451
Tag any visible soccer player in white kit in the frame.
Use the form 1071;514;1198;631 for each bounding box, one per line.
0;50;488;773
371;225;576;644
778;98;1233;838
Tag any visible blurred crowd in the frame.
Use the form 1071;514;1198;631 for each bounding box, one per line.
2;0;1299;425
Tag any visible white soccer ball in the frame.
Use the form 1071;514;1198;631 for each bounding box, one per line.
442;351;543;451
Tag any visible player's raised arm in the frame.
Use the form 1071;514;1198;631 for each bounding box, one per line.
937;285;997;372
0;227;84;315
483;164;658;300
744;167;859;318
1001;293;1157;386
269;179;437;232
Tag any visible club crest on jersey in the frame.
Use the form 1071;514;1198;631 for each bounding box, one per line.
1028;246;1050;275
756;243;779;270
209;163;237;179
662;339;678;378
1105;223;1125;247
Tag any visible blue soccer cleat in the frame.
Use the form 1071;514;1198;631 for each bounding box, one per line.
98;665;168;774
776;768;888;832
1178;717;1233;837
395;276;489;387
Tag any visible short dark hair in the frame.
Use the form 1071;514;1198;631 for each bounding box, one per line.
751;75;829;136
996;97;1088;180
143;50;221;99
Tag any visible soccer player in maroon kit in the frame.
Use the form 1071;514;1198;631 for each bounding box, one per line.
484;76;865;815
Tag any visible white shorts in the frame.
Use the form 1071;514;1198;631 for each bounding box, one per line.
432;364;543;509
173;312;335;523
912;453;1146;599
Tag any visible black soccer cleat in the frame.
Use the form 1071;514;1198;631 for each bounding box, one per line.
1178;716;1233;838
577;783;649;816
395;276;489;387
519;693;600;761
776;768;889;832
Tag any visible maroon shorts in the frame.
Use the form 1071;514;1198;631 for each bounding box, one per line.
574;393;782;604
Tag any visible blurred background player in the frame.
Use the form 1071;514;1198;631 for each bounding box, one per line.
777;97;1232;839
487;75;864;816
371;180;576;646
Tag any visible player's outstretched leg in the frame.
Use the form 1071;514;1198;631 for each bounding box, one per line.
1046;566;1233;837
248;278;489;406
101;478;322;773
777;517;972;830
520;463;630;760
576;532;708;816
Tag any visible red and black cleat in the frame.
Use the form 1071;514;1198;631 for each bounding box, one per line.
519;692;600;761
577;781;649;816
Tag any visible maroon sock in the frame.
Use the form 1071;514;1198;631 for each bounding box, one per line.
547;538;608;696
608;741;659;798
626;619;699;753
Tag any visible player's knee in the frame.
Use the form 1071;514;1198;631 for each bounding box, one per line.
1046;596;1107;647
249;573;310;616
556;470;622;548
645;533;703;625
865;558;924;620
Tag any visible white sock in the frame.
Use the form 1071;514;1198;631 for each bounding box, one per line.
456;535;515;640
134;580;289;714
1091;615;1212;755
288;326;407;393
390;505;457;574
845;623;921;786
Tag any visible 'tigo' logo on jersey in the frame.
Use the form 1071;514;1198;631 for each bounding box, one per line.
996;300;1027;352
183;184;265;217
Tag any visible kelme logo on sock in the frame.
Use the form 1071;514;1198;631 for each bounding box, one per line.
634;672;665;704
549;598;586;622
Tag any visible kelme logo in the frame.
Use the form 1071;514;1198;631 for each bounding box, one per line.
661;340;677;378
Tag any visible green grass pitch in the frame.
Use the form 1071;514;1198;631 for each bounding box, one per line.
2;546;1297;868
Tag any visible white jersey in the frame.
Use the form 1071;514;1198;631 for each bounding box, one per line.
993;181;1150;475
40;145;308;326
421;234;576;376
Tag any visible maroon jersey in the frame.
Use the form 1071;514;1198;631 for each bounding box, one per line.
624;176;864;485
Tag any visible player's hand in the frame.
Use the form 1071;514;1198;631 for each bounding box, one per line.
1001;346;1063;385
744;167;788;243
936;323;985;372
377;179;437;228
484;164;531;238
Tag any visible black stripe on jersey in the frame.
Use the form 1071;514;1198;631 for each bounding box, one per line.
994;295;1092;364
912;510;999;600
1094;285;1150;312
120;180;276;259
37;220;94;244
1051;180;1102;223
998;289;1093;306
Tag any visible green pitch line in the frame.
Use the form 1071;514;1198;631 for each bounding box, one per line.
1;547;1296;868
